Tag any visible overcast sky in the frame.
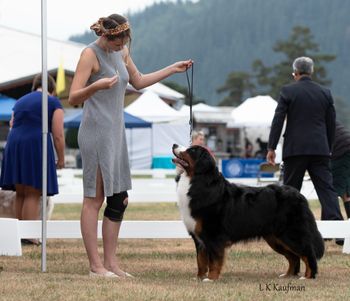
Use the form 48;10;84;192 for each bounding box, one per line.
0;0;180;40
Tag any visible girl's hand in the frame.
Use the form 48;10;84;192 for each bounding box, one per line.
172;60;193;73
94;75;119;90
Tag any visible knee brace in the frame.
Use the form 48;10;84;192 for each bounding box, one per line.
104;191;128;222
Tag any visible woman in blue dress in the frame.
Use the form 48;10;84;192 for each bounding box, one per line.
0;74;65;245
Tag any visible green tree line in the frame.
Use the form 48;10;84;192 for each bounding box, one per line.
217;26;335;106
70;0;350;126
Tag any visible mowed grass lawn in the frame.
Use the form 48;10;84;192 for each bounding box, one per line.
1;201;350;301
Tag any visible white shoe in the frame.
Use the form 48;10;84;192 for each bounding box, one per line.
89;271;119;278
115;271;134;278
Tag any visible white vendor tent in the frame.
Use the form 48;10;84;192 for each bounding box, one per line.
126;123;191;169
228;95;277;128
127;82;184;101
126;91;190;164
179;103;219;114
125;90;187;123
125;127;153;169
193;103;220;112
227;95;278;158
180;103;232;124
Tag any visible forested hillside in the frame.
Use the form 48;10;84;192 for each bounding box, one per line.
71;0;350;115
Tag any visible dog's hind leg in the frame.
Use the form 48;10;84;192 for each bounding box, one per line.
276;235;318;279
279;253;300;278
206;246;225;281
300;251;318;279
279;251;300;277
264;235;300;277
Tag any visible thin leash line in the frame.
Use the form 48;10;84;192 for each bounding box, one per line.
185;63;194;145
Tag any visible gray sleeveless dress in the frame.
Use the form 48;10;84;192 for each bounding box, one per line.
78;42;132;198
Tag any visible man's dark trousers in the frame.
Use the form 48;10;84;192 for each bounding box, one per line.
283;155;343;220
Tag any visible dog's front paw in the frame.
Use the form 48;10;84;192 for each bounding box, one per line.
202;278;214;283
279;273;299;279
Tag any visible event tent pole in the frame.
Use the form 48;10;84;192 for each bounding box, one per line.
41;0;48;272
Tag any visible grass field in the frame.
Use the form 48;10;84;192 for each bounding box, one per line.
0;201;349;301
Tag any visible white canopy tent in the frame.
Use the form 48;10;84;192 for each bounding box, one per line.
180;103;232;125
125;128;153;169
127;82;184;102
227;95;279;158
179;103;220;114
125;90;190;159
227;95;277;128
193;103;220;112
125;90;187;123
228;95;277;128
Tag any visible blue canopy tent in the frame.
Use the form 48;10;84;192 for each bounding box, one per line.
0;94;16;121
64;110;152;129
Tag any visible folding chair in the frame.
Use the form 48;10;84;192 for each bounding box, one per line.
256;162;282;185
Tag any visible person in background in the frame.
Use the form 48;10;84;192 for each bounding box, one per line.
192;130;215;156
0;74;65;245
266;56;344;245
244;138;253;158
174;130;206;183
191;130;205;146
255;137;268;159
68;13;193;278
331;121;350;219
226;141;234;158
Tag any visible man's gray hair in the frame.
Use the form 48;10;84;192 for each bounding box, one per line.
292;57;314;75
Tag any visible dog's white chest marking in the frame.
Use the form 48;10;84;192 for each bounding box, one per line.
177;174;196;233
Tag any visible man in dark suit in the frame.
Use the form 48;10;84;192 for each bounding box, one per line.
266;57;343;226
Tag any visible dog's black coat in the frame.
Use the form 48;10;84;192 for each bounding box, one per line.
173;144;324;280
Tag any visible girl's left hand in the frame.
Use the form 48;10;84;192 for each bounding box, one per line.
173;59;193;73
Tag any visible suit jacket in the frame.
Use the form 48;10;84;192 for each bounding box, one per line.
268;77;336;159
332;121;350;159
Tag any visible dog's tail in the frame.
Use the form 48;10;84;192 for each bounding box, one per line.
312;226;325;260
278;186;325;260
303;202;325;260
290;190;325;260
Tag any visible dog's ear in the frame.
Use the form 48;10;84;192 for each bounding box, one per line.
194;148;216;174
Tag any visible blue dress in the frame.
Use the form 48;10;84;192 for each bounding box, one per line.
0;91;62;196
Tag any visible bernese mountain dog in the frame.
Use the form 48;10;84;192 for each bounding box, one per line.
172;144;324;281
